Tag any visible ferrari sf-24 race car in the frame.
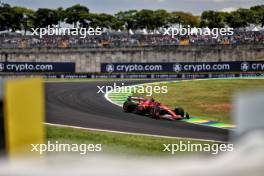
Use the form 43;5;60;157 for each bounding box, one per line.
123;96;190;120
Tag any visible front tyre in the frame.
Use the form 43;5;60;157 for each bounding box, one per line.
185;112;190;119
174;107;185;117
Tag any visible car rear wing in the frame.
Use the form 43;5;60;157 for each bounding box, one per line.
127;96;145;101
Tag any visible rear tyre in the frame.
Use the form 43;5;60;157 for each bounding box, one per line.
174;107;185;117
123;101;137;112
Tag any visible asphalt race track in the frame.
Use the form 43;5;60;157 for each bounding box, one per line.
45;80;229;142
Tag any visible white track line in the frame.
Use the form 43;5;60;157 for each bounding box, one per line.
44;122;225;143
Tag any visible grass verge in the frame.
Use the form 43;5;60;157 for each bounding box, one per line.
46;125;220;156
134;78;264;123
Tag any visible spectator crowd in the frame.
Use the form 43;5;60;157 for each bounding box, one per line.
0;30;263;49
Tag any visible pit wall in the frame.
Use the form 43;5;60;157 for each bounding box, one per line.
0;44;264;72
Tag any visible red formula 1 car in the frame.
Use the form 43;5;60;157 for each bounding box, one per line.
123;96;190;120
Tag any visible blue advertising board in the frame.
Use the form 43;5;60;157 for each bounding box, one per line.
0;62;75;72
101;61;264;73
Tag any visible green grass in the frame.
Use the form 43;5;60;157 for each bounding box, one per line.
134;79;264;124
46;125;220;156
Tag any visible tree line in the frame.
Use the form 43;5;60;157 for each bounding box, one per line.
0;3;263;32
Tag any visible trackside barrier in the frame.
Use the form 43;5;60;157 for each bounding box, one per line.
1;73;263;79
42;73;264;79
0;78;45;157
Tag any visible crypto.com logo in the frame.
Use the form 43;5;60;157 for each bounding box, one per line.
106;64;115;73
241;62;250;72
173;63;182;72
